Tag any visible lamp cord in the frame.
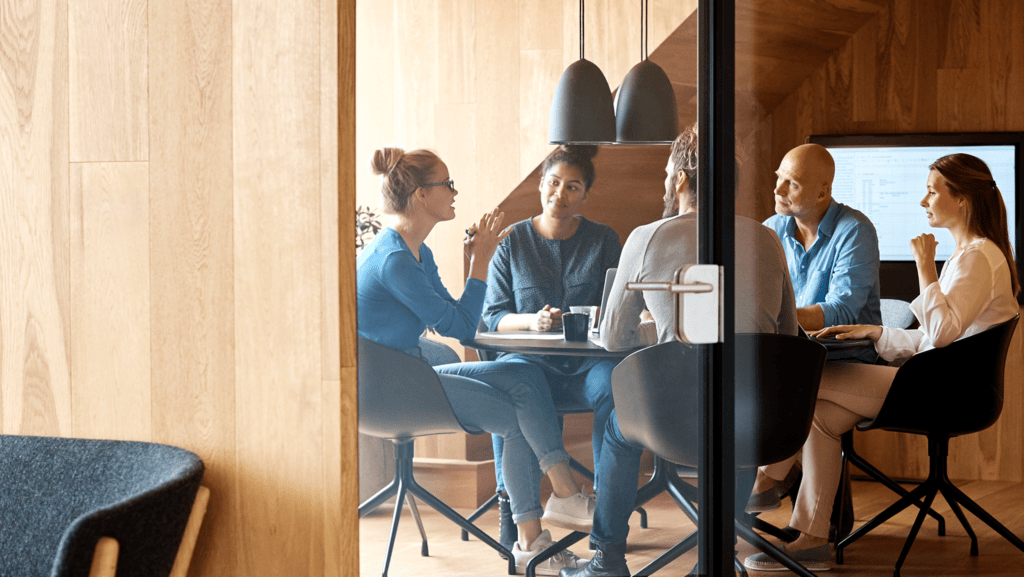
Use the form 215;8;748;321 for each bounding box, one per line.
580;0;584;60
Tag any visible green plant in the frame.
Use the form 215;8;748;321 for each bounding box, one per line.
356;205;382;254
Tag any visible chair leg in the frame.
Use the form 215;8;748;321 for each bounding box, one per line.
941;480;1024;554
892;486;939;577
735;522;820;577
836;480;933;563
748;514;796;543
461;492;498;541
359;476;400;518
381;481;408;577
406;495;429;556
846;439;945;535
632;530;698;577
938;485;978;555
405;476;516;574
523;530;588;577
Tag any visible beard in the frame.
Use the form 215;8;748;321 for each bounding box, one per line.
662;172;679;218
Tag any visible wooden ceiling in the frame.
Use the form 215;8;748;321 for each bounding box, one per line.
653;0;890;120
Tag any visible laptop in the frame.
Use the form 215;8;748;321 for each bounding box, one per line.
595;268;617;334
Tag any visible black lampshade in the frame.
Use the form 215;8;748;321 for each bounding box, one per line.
614;59;679;144
548;59;617;145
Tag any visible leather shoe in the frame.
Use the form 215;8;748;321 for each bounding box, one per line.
559;542;629;577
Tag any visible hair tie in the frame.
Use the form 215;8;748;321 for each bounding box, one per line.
991;179;997;191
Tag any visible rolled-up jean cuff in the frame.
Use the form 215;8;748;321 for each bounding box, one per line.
538;449;571;473
512;508;544;525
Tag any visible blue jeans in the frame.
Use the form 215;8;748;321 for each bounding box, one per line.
491;357;617;493
435;361;570;524
591;409;757;547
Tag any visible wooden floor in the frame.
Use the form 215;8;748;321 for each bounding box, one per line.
360;478;1024;576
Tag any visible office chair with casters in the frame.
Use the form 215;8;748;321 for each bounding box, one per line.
613;335;827;577
357;336;515;577
835;315;1021;576
0;435;209;577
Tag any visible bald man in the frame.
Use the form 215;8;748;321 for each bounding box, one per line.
765;144;881;362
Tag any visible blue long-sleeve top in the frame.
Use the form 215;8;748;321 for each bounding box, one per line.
764;199;882;329
357;227;485;350
482;217;622;376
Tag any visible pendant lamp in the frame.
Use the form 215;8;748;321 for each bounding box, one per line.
614;0;679;144
548;0;616;145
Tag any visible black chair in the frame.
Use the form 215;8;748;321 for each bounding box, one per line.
832;298;947;547
0;435;209;577
357;336;515;576
613;334;827;577
835;315;1022;576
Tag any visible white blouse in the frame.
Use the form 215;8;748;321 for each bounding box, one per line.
875;238;1018;362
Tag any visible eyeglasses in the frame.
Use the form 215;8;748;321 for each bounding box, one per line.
422;178;455;191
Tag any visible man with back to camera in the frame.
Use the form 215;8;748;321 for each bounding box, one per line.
765;143;881;363
559;123;799;577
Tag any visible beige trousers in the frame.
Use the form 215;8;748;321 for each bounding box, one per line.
761;361;899;538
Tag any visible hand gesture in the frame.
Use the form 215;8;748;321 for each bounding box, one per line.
809;324;882;342
465;208;510;264
530;305;563;332
910;233;938;266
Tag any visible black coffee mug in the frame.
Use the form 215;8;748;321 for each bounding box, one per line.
562;313;590;342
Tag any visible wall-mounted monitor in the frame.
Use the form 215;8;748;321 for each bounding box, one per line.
809;132;1023;304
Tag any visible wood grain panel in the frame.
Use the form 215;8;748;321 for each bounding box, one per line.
394;0;437;148
0;0;71;436
147;0;235;571
936;0;983;70
519;49;562;181
68;0;148;162
233;0;325;573
354;0;394;211
438;0;475;104
339;0;357;374
937;68;992;132
70;162;151;441
475;1;521;195
520;0;558;51
430;103;478;302
322;0;342;378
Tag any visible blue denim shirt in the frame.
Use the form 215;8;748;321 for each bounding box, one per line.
764;199;882;330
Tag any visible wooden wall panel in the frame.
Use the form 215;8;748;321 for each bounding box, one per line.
147;0;235;571
0;0;71;436
4;0;353;573
233;0;325;574
70;162;151;441
68;0;148;162
770;0;1024;482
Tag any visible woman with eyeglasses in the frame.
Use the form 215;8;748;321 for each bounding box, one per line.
481;145;622;551
744;153;1020;573
357;146;592;574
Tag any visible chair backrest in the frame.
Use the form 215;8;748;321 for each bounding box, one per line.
863;315;1019;436
880;298;916;329
612;334;827;469
358;336;467;440
0;435;203;577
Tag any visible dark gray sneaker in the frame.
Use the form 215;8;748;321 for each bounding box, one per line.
743;544;832;572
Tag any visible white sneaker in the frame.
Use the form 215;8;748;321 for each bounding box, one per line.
542;490;596;532
512;529;586;576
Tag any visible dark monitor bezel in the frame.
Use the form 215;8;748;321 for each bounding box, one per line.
808;132;1024;305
